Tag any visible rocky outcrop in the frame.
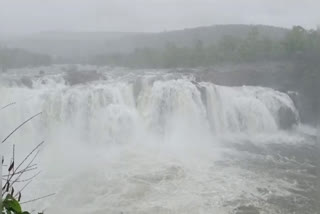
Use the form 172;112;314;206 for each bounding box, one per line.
278;106;299;129
64;70;105;85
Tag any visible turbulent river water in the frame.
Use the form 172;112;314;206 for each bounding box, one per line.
0;66;319;214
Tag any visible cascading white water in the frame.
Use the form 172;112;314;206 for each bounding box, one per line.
0;67;302;213
203;83;298;133
0;69;298;141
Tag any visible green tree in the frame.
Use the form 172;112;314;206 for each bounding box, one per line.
283;26;308;56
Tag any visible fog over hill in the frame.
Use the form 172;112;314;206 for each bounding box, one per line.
2;24;288;58
1;0;320;213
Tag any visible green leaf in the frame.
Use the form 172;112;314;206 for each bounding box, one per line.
3;194;22;213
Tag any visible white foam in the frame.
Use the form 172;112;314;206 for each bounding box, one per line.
0;67;304;213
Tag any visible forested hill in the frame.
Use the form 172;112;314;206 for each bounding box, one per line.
2;25;288;59
91;26;319;68
0;47;52;71
124;24;288;49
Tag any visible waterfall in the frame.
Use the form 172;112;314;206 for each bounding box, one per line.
0;67;302;213
0;68;299;145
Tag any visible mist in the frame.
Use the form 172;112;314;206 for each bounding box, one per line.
1;0;320;34
1;1;320;214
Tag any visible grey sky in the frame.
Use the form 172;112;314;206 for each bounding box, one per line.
1;0;319;34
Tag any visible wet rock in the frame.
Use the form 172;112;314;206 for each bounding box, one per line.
64;70;103;85
20;76;33;88
278;106;298;129
234;205;260;214
191;80;207;107
257;187;270;195
133;77;143;101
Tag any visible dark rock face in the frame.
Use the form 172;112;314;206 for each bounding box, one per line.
194;61;317;125
20;76;33;88
234;205;260;214
64;70;104;85
191;80;207;107
278;106;298;129
133;77;143;101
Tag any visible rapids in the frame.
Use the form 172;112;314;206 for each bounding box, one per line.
1;66;317;214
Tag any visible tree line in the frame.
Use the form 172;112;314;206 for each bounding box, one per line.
0;47;52;72
90;26;320;68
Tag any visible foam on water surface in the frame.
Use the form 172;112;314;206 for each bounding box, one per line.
0;66;316;214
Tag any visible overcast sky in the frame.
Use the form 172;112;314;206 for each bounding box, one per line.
1;0;319;34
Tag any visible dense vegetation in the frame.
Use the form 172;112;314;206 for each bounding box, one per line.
2;25;287;59
0;47;52;72
286;27;320;123
90;26;320;68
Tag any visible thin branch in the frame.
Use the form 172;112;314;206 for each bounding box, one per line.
3;167;38;177
2;112;42;144
4;141;43;190
1;102;16;110
10;151;40;187
13;171;41;183
13;165;38;175
20;193;56;204
5;143;42;186
12;144;15;167
14;180;33;198
13;141;44;174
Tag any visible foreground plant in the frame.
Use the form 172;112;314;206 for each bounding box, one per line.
2;194;30;214
1;104;53;214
